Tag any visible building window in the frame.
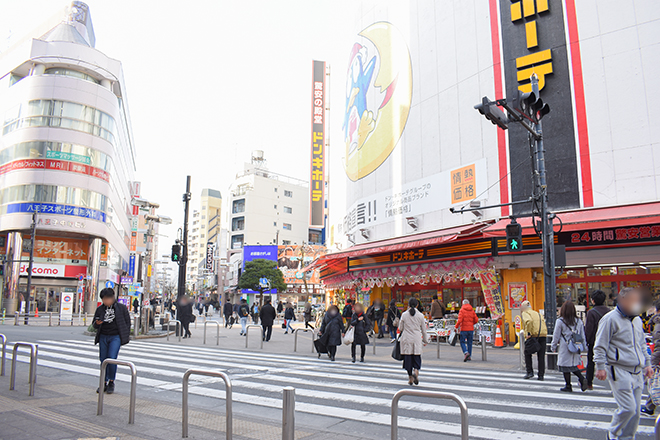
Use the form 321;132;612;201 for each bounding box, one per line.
284;206;292;214
273;221;277;226
232;217;245;232
284;190;293;198
44;68;100;84
274;204;277;209
201;234;205;238
201;215;205;219
232;199;245;214
309;231;322;244
283;223;292;230
282;240;291;245
274;188;278;192
231;235;244;249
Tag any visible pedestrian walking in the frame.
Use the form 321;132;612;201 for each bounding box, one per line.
386;300;401;343
277;301;284;314
430;294;445;320
521;300;548;381
259;298;276;342
252;301;260;324
132;297;139;314
239;299;250;335
178;296;194;338
399;297;429;385
455;299;479;362
304;302;314;329
594;287;652;439
371;300;385;338
284;303;296;334
223;299;233;327
318;305;343;361
585;290;610;390
350;303;371;363
93;288;131;395
342;298;353;332
641;299;660;416
551;301;587;392
204;299;211;317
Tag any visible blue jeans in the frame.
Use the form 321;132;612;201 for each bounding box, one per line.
240;317;248;334
286;319;294;333
389;326;397;340
99;333;121;382
459;331;474;356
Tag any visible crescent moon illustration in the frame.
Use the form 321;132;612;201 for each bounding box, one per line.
344;22;413;181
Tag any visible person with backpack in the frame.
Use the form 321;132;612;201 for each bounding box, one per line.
342;298;353;332
585;290;610;390
259;298;277;342
551;301;587;392
430;294;445;320
93;288;131;394
238;298;250;336
252;301;260;324
223;298;233;328
521;300;548;381
283;303;296;334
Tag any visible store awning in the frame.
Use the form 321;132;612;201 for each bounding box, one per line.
482;202;660;237
324;222;492;260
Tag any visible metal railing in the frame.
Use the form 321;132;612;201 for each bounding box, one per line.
204;320;221;345
655;413;660;440
11;311;88;326
293;328;316;353
391;389;468;440
97;359;137;424
480;333;487;361
182;369;232;439
437;332;441;359
282;387;295;440
194;314;206;329
0;333;6;376
133;316;139;338
519;331;525;370
167;320;182;342
10;342;38;396
245;325;263;349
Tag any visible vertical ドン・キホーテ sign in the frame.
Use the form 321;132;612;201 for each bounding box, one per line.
310;60;326;228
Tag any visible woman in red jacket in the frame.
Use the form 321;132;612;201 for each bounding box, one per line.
455;299;479;362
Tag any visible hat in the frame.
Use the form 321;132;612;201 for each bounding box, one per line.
520;300;531;308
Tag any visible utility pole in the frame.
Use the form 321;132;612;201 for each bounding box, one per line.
177;175;191;298
25;209;37;324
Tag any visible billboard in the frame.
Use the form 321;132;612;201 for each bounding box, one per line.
277;245;326;285
242;245;278;294
310;60;326;228
206;241;216;271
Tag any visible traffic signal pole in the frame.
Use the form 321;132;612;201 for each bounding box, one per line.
177;176;191;299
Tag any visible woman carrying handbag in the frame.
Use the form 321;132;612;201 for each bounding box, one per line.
398;298;428;385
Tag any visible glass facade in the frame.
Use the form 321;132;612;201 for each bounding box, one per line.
0;141;112;171
0;184;107;212
44;68;100;84
3;99;116;144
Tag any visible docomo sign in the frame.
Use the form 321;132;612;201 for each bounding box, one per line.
19;263;65;277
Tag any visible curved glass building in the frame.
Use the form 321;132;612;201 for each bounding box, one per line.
0;2;136;314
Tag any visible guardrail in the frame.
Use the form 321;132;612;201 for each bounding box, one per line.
11;311;88;326
167;320;182;342
97;359;137;424
182;369;232;439
519;331;525;370
391;389;468;440
293;328;315;353
282;387;295;440
480;333;487;361
10;342;38;396
194;314;206;329
204;320;221;345
0;333;6;376
245;325;263;349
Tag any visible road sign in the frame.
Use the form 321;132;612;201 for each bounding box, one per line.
105;281;115;289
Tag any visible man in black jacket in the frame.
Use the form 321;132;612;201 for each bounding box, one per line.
585;289;610;390
342;299;353;332
93;288;131;395
223;298;233;328
259;298;277;341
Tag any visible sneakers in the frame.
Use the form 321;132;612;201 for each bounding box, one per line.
96;383;108;394
106;381;115;394
641;406;654;417
463;353;469;362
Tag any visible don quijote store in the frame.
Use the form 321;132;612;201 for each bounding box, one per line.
0;234;109;313
321;1;660;341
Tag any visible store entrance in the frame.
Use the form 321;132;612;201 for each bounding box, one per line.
20;278;79;314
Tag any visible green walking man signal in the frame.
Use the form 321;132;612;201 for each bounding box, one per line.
171;244;181;262
506;220;523;252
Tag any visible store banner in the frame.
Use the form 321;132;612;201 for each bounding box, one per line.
310;60;326;228
508;282;528;309
478;269;505;319
206;241;216;271
19;262;65;277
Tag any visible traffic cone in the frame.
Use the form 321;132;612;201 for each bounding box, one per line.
35;308;39;318
494;326;504;348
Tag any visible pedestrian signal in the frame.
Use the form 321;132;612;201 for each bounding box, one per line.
171;244;181;262
506;220;523;252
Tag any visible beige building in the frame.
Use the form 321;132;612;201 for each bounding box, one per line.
187;189;222;292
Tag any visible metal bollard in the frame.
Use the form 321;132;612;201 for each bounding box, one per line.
245;325;263;349
167;320;182;342
282;387;295;440
0;333;6;376
182;369;232;439
49;313;53;327
133;316;139;338
372;331;377;355
519;331;525;370
391;389;468;440
2;308;5;325
481;333;487;361
293;328;315;353
14;312;19;326
98;359;137;424
9;342;38;396
204;320;221;346
437;333;441;359
84;313;88;326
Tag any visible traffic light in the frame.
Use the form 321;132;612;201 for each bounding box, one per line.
171;244;181;262
474;97;508;130
512;89;549;123
506;219;523;252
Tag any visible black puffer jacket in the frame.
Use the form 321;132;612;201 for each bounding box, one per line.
351;312;371;345
319;312;343;346
93;302;131;345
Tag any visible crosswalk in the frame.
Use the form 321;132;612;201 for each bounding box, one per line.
8;338;656;439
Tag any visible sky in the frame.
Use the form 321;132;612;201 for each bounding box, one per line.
0;0;359;255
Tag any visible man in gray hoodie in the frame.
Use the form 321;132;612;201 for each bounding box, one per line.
594;287;652;440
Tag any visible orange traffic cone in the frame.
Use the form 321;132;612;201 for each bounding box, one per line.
494;326;504;348
35;308;39;318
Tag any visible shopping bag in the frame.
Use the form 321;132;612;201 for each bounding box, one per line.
343;327;355;345
651;368;660;406
392;336;403;361
448;329;459;346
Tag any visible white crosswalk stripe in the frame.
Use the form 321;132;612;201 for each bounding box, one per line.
7;338;656;439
